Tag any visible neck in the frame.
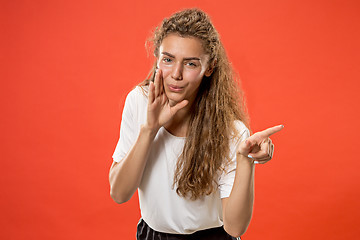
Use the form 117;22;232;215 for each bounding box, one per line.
165;100;194;137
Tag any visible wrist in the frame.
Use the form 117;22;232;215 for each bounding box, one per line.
236;153;255;166
141;124;159;138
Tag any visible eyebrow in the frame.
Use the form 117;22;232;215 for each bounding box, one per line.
161;52;201;61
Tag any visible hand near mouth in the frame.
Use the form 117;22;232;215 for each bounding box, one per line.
146;69;189;133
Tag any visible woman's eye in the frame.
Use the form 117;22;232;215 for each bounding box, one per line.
163;58;172;63
186;62;197;67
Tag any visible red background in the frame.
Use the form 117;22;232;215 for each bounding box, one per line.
1;0;359;239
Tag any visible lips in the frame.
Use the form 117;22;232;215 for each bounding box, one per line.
168;84;184;92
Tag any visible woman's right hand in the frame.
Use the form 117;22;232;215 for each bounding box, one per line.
146;69;188;133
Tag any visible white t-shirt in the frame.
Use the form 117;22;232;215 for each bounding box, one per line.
112;86;250;234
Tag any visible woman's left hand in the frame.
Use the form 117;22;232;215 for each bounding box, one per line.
237;125;284;164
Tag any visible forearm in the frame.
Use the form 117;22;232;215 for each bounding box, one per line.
109;125;158;204
223;155;255;237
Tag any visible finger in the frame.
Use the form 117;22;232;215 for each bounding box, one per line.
249;138;269;155
154;69;161;97
256;125;284;139
244;139;253;149
252;154;271;161
256;159;271;164
250;140;271;158
237;137;262;157
267;138;273;157
252;143;274;161
265;138;274;158
171;100;189;114
148;81;155;103
159;69;164;96
247;155;268;165
249;150;271;160
245;138;259;151
160;90;167;104
237;139;253;157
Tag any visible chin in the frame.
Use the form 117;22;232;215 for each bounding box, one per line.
167;94;186;106
168;98;184;107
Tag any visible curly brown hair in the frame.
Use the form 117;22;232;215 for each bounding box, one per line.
140;8;250;200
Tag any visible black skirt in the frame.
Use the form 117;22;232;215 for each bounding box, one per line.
136;219;241;240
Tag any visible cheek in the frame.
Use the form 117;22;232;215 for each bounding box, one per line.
157;62;172;77
184;69;204;83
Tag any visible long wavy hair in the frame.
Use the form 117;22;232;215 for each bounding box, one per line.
140;8;250;200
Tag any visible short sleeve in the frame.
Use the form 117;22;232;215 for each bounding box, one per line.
112;88;143;163
218;121;250;199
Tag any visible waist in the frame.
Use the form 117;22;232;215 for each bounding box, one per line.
136;218;240;240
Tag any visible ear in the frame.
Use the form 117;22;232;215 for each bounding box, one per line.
204;59;217;77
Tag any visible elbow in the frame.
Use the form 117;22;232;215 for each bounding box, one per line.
109;181;132;204
110;189;130;204
109;167;131;204
224;226;247;238
109;178;134;204
223;222;249;238
109;165;136;204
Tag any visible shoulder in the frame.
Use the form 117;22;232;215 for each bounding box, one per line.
233;120;250;140
123;85;149;110
226;120;250;159
122;86;148;123
126;85;149;102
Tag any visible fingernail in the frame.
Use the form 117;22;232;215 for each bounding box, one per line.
247;154;254;159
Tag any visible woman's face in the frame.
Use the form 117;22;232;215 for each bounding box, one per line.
157;34;213;106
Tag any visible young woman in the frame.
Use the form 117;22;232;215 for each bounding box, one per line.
109;8;283;240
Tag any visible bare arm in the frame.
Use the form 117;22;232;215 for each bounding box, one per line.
222;125;284;237
109;125;157;204
222;155;255;237
109;69;188;204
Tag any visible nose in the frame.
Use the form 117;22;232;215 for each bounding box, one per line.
171;62;183;80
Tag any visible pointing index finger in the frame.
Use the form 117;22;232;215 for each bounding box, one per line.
257;125;284;138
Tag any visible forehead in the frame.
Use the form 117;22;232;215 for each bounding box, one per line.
159;34;207;58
